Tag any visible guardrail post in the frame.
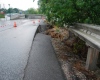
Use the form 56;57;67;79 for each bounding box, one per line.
86;47;99;70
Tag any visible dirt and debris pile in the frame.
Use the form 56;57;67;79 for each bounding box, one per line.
45;26;99;80
45;27;69;41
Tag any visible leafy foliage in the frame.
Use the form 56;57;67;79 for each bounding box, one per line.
26;8;39;14
0;13;4;18
38;0;100;27
72;37;88;58
0;8;20;14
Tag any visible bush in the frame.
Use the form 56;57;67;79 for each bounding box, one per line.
72;37;88;58
0;14;5;18
38;0;100;26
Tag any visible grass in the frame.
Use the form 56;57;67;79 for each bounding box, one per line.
0;14;5;18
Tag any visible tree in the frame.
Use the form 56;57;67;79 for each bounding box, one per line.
0;8;7;14
38;0;100;27
13;8;19;13
27;8;38;14
7;8;19;13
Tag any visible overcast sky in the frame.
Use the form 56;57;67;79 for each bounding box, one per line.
0;0;38;10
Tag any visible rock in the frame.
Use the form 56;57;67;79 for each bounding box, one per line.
64;38;76;47
95;70;100;80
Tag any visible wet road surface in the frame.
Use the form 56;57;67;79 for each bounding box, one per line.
0;19;31;32
24;33;66;80
0;19;39;80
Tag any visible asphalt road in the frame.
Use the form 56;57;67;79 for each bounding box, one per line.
24;33;66;80
0;19;31;32
0;19;40;80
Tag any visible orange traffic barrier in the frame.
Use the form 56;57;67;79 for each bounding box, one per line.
33;21;35;24
14;22;17;27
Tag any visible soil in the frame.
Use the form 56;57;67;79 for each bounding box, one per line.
45;27;100;80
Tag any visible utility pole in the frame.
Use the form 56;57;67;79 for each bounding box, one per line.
8;4;11;20
3;4;5;8
0;4;1;9
0;4;1;12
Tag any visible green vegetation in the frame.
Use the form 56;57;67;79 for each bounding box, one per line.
0;7;39;19
0;14;5;18
72;37;87;58
26;8;39;14
38;0;100;27
0;8;20;14
0;7;39;15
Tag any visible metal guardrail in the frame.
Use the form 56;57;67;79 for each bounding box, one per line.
11;14;25;20
27;14;46;19
69;23;100;70
69;23;100;50
5;13;25;20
